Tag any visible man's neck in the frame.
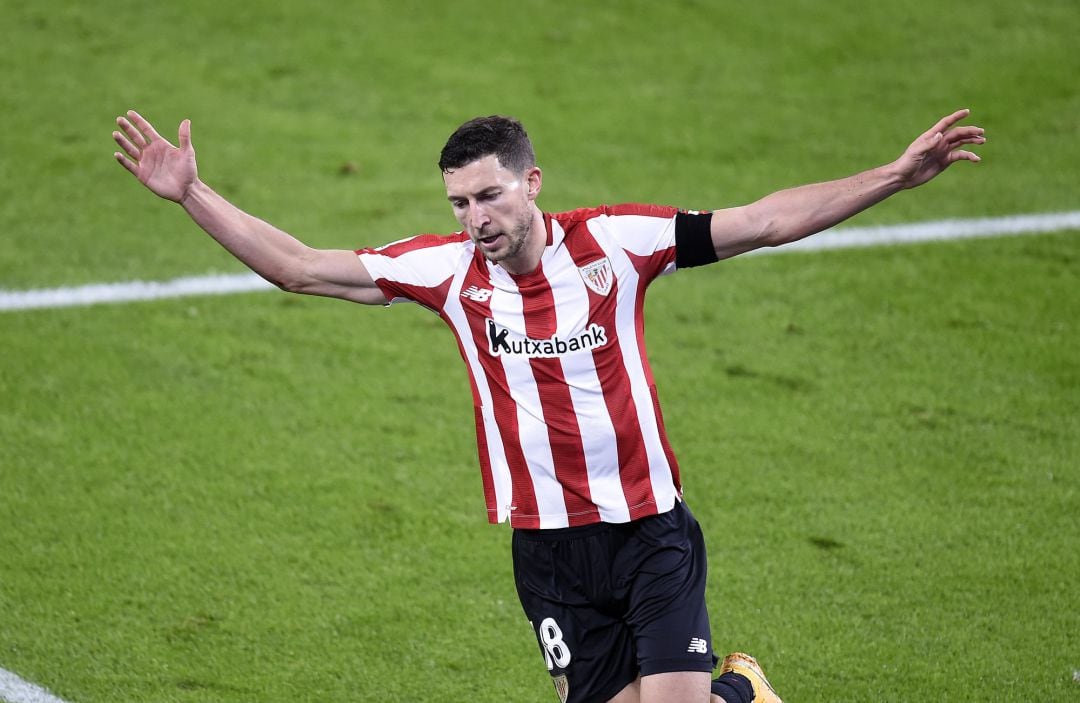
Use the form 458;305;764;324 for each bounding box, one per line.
498;210;547;276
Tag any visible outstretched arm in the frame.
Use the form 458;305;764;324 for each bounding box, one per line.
708;109;986;260
113;110;387;305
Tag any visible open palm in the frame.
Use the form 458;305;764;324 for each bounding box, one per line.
113;111;198;203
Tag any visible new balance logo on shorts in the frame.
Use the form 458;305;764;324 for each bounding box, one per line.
687;637;709;654
461;285;493;302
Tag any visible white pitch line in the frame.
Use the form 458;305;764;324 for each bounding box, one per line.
0;668;72;703
0;272;275;312
0;211;1078;313
748;210;1080;255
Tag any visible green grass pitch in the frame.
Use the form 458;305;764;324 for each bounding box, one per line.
1;1;1078;701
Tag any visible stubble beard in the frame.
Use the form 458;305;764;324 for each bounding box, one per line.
482;210;533;265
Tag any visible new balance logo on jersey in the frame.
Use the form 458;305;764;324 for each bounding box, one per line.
461;285;493;302
486;319;608;358
687;637;709;654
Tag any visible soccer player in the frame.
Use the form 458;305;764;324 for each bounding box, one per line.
113;108;984;703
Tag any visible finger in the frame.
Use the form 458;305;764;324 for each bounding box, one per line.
126;110;165;143
112;130;142;161
929;108;972;136
911;130;944;156
949;149;981;164
178;119;192;151
116;115;148;149
945;124;984;138
951;134;987;148
942;128;986;151
114;150;138;175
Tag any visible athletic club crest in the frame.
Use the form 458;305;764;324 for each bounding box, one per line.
552;674;569;703
578;257;613;295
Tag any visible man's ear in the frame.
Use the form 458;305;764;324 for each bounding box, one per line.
525;166;542;201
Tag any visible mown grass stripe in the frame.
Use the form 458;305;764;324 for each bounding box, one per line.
1;211;1077;312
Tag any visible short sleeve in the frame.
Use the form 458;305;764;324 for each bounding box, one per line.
355;233;469;311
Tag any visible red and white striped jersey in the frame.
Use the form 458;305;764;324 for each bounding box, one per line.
357;204;687;529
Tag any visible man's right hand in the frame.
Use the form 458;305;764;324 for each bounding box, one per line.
113;110;198;203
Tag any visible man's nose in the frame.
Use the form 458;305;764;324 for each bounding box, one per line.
469;203;490;230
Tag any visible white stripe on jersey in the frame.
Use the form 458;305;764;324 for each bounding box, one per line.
378;238;469;303
441;265;514;523
605;238;679;514
599;213;680;266
545;220;632;523
490;276;570;528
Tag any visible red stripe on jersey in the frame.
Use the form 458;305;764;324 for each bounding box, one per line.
459;259;541;526
626;250;682;489
625;249;676;387
370;277;453;315
553;203;680;224
470;403;499;524
561;221;658;520
627;245;677;292
355;232;469;259
511;264;599;527
446;325;500;523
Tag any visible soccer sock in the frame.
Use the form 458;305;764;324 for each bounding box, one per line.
711;671;754;703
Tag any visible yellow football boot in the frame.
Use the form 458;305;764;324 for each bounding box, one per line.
718;652;783;703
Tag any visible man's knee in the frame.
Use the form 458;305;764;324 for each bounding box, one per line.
637;671;711;703
606;677;640;702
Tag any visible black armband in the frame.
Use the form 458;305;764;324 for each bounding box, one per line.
674;211;718;268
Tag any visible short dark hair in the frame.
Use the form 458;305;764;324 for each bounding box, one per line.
439;115;536;174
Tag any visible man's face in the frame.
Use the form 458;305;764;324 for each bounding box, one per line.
443;155;541;267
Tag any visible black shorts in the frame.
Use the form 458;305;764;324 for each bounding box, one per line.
512;501;716;703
